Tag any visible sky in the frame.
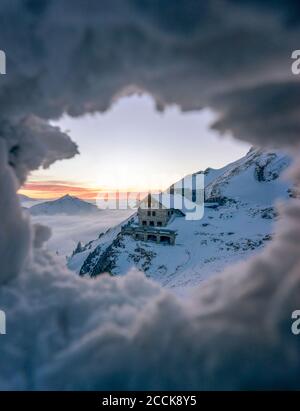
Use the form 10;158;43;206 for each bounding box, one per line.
20;94;250;200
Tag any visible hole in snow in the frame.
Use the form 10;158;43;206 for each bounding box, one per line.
18;93;292;294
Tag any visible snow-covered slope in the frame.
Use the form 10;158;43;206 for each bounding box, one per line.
68;148;293;294
204;147;292;205
30;194;99;216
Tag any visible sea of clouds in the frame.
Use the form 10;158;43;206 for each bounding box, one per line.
30;210;134;257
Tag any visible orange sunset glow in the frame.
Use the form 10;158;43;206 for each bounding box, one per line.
19;181;150;201
19;181;103;200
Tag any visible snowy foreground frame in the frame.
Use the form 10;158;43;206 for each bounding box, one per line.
0;50;6;75
0;310;6;335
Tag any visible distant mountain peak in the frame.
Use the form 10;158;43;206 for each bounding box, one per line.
57;194;78;202
29;194;99;216
61;194;74;199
